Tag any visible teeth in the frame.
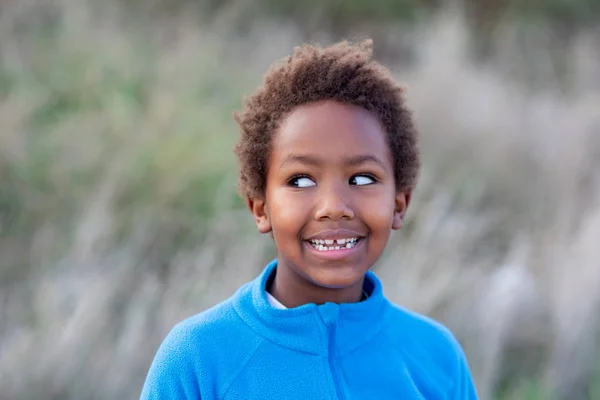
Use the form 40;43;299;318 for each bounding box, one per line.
310;238;358;245
308;238;360;252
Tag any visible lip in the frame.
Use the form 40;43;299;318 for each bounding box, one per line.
305;228;365;241
303;236;366;261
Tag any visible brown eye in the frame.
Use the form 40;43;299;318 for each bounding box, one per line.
289;176;316;188
350;175;375;186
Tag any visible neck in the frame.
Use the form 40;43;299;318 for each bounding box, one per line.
269;260;366;309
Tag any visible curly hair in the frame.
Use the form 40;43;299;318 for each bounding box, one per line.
233;39;420;199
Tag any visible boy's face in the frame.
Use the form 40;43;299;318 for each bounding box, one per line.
249;100;410;296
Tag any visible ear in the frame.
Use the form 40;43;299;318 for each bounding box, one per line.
247;196;272;234
392;191;411;230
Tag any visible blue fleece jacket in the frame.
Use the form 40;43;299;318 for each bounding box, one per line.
140;260;478;399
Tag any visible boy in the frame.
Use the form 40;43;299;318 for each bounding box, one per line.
140;40;478;399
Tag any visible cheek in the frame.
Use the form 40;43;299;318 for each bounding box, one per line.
358;191;397;228
268;190;309;230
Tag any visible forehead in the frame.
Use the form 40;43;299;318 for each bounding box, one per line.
272;100;391;163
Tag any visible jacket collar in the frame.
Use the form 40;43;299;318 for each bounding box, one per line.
233;259;391;356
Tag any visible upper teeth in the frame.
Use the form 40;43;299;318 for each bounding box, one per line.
309;238;358;245
308;237;360;251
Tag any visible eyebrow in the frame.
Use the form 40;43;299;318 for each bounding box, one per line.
279;154;386;169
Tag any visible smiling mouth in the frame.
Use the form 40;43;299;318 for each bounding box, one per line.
307;237;361;251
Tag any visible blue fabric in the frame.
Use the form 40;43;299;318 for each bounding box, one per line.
140;260;479;399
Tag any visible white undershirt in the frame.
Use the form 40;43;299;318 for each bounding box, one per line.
266;291;369;309
266;292;288;309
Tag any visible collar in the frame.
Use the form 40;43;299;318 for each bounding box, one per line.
266;290;370;309
266;291;287;309
233;259;391;356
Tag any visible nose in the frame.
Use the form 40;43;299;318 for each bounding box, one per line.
314;182;355;221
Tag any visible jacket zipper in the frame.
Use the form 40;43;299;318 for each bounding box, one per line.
328;323;344;400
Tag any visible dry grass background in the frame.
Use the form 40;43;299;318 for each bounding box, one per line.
0;1;599;399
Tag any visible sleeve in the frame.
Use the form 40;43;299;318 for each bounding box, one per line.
451;340;479;400
139;324;202;400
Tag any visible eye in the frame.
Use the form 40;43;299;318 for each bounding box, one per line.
350;175;376;186
289;175;316;188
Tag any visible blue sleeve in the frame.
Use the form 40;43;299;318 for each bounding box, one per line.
451;341;479;399
140;324;202;400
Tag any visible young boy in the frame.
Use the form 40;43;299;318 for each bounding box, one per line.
140;40;478;399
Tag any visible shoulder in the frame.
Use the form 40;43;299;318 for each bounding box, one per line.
386;303;461;354
140;293;265;399
173;296;247;343
383;303;478;398
164;292;265;364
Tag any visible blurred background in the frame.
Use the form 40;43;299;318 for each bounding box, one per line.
1;0;599;399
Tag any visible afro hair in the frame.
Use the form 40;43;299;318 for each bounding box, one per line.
233;39;420;199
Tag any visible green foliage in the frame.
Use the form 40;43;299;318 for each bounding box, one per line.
120;0;600;35
258;0;432;29
259;0;600;27
0;5;252;265
509;0;600;25
497;379;554;400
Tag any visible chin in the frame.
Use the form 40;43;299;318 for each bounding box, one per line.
309;268;365;289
